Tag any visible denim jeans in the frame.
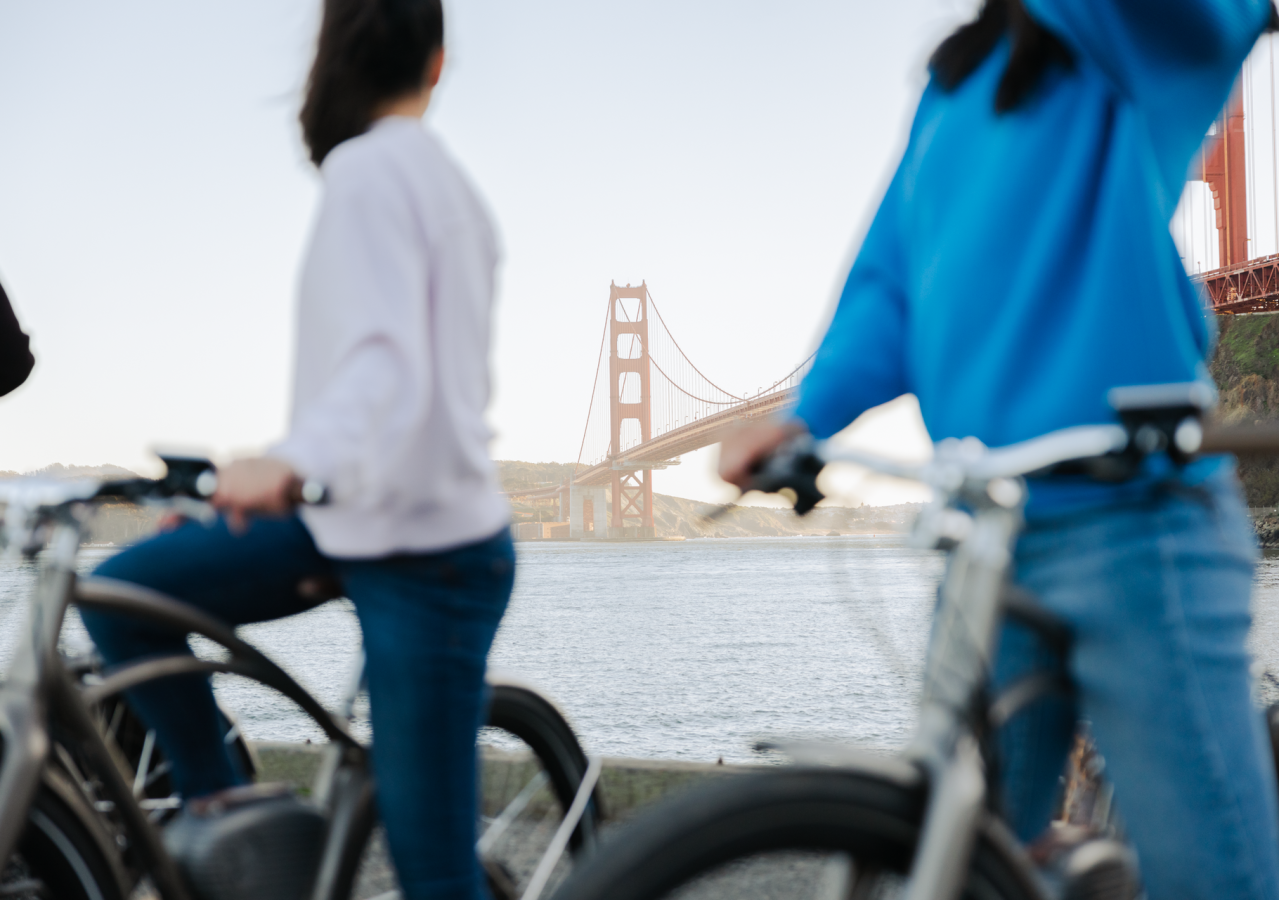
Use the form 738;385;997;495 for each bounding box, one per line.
80;516;514;900
995;473;1279;900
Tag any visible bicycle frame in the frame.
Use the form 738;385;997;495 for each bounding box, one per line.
902;493;1024;900
0;514;377;900
803;426;1135;900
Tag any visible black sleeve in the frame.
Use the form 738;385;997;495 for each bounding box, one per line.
0;279;35;397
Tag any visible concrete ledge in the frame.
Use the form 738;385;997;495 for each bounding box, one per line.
251;742;754;819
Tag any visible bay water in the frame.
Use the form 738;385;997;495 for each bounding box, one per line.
2;536;1279;764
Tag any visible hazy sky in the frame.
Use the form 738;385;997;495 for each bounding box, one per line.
0;1;983;504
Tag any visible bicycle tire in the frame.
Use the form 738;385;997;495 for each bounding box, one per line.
348;680;602;900
3;780;128;900
550;766;1041;900
486;680;603;851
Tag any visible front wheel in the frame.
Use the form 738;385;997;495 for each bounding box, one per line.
350;679;603;900
549;767;1040;900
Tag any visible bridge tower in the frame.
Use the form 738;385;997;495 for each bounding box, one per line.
608;281;655;538
1194;90;1249;267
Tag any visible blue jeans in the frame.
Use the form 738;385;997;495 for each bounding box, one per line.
995;473;1279;899
80;516;514;900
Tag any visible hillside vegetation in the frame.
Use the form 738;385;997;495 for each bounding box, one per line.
495;460;584;493
1211;314;1279;506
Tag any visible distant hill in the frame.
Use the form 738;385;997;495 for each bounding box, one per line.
652;493;921;539
16;463;140;480
0;463;155;545
495;460;920;537
495;460;585;493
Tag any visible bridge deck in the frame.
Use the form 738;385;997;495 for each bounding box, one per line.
1195;254;1279;313
572;389;798;486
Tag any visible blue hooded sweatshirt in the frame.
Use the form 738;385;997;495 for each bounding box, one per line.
793;0;1271;514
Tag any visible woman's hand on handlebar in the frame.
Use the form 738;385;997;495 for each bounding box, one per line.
718;417;809;490
212;456;300;532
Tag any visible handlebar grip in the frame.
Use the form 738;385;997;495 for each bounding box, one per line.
158;454;218;499
745;437;826;516
185;473;330;506
93;478;163;501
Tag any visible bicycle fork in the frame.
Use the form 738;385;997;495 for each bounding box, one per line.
903;502;1021;900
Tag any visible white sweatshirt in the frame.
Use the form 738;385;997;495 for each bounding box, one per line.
271;116;509;558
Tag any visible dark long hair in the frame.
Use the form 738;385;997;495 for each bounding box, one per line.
932;0;1279;113
300;0;445;167
929;0;1071;113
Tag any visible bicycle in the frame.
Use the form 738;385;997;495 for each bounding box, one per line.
0;458;603;900
548;384;1279;900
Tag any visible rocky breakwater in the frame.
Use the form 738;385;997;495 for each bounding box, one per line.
1255;512;1279;549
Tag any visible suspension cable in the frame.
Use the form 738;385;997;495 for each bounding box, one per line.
575;301;613;468
645;287;747;401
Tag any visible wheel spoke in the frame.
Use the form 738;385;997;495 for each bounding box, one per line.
142;760;173;791
105;703;124;745
132;729;156;798
478;770;548;855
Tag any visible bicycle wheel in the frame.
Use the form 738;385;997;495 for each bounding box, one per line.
94;694;256;813
1;779;127;900
350;680;602;900
550;766;1040;900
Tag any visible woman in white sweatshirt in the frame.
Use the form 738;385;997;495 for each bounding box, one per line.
82;3;512;898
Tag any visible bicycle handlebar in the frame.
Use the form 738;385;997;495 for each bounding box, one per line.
1199;422;1279;455
0;454;330;515
745;419;1279;517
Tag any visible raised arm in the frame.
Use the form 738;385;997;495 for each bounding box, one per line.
794;176;910;440
1024;0;1271;104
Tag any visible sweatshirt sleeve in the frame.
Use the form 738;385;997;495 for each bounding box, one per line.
0;280;35;398
269;150;431;505
794;172;910;440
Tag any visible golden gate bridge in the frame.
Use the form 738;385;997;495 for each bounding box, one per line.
512;282;812;539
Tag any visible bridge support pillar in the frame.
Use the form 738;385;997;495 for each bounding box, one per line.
608;281;656;538
608;471;654;539
1194;89;1249;267
569;484;607;539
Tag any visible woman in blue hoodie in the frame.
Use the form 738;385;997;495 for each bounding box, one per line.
721;2;1279;897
